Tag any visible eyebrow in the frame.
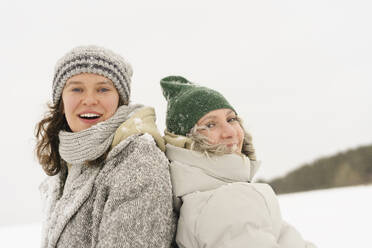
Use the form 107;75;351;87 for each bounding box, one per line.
65;80;113;87
225;110;234;115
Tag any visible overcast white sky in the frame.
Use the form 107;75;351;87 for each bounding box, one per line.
0;0;371;225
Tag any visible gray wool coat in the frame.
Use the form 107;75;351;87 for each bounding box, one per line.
40;134;177;248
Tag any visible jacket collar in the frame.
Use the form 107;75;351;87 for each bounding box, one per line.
111;106;165;152
166;144;260;198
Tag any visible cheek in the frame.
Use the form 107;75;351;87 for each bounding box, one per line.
62;95;79;115
200;130;219;144
210;133;220;144
236;125;244;144
102;96;119;117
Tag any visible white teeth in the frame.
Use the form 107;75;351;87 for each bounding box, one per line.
79;113;101;118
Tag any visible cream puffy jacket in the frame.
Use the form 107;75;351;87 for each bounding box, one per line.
166;144;316;248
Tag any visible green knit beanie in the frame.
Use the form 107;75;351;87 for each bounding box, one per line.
160;76;236;136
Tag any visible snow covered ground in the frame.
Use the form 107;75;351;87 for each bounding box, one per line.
0;184;371;247
279;185;372;247
0;222;41;247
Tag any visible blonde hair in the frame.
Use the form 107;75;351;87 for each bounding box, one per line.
187;117;257;161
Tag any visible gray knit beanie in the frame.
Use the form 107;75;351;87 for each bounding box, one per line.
52;45;132;105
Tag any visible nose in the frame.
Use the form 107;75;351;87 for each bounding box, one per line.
220;122;235;139
82;91;98;106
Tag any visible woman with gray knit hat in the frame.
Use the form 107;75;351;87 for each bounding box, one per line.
35;46;176;248
160;76;316;248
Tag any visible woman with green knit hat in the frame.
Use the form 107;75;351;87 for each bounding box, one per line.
160;76;316;248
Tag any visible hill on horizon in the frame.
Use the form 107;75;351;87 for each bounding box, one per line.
262;143;372;194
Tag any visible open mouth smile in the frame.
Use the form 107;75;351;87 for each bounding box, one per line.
79;113;101;119
78;112;103;124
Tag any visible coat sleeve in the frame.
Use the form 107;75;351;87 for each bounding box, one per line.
96;135;176;248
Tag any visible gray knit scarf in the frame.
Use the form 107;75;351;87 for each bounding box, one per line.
59;104;143;165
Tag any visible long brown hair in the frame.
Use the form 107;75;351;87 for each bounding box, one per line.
35;101;69;176
35;98;126;176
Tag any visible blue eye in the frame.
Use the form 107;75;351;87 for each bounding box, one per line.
71;88;82;92
98;88;110;93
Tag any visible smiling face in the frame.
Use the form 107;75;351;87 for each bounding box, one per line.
196;108;244;154
62;73;120;132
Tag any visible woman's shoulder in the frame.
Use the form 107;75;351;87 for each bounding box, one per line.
39;168;66;197
216;182;279;205
105;133;170;184
181;182;280;221
99;134;173;203
109;133;167;162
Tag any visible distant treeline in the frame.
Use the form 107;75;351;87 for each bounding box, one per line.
259;143;372;194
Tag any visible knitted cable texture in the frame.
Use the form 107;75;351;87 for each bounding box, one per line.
59;104;143;164
52;45;132;104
